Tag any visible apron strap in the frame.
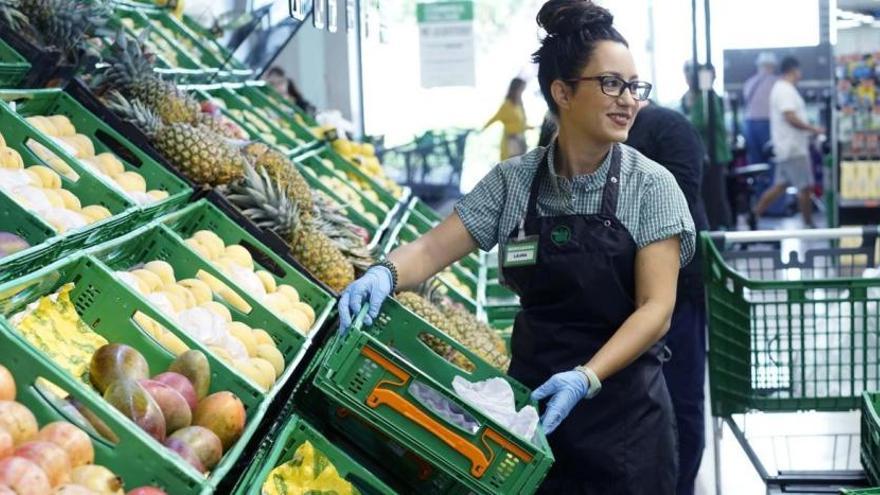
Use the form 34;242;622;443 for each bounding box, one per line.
599;145;623;217
524;149;548;219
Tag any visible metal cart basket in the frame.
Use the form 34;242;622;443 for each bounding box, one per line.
703;226;880;494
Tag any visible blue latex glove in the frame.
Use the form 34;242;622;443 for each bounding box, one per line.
531;370;590;435
337;265;393;332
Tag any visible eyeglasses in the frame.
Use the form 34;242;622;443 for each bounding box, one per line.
566;75;653;101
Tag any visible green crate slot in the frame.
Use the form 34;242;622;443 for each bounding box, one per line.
246;414;397;495
863;392;880;486
313;303;553;495
703;233;880;417
842;490;880;494
229;84;320;143
87;224;309;397
1;88;193;223
0;190;59;283
0;99;138;254
0;254;271;494
0;38;30;87
197;86;315;155
405;198;481;275
303;145;402;212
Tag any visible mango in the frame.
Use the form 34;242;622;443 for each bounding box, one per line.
192;392;245;450
139;379;192;434
103;378;166;442
168;351;210;399
168;426;222;470
89;344;150;394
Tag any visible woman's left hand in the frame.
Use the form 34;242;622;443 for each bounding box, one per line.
531;370;590;435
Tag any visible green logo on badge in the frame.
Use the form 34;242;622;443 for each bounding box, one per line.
550;225;571;246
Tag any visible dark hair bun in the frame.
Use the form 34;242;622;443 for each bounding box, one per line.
537;0;613;38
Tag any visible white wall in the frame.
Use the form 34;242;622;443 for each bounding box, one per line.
836;25;880;55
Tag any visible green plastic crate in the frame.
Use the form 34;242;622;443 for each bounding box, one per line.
138;9;252;81
0;190;59;283
86;224;313;400
245;414;397;495
863;392;880;486
244;81;321;131
313;303;554;495
0;100;138;254
195;86;315;155
703;231;880;417
109;6;215;83
0;254;271;494
1;88;193;223
842;489;880;494
404;198;482;276
179;15;252;74
301;145;402;214
0;38;30;87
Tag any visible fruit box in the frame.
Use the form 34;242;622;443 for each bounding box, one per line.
108;5;216;83
159;199;336;381
0;88;193;223
85;224;316;400
863;391;880;486
178;14;253;75
0;37;31;88
0;99;138;254
313;303;554;495
243;414;397;495
0;254;271;494
239;82;322;136
136;8;253;82
194;85;316;156
0;190;60;284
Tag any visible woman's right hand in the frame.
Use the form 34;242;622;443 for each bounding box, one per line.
337;265;394;333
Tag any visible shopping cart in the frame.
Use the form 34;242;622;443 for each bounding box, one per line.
703;226;880;494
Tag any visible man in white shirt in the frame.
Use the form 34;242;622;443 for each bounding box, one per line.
742;52;777;164
752;56;824;227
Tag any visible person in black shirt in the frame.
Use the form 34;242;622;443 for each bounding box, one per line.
626;102;709;495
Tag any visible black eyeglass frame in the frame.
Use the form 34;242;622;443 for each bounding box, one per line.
565;75;653;101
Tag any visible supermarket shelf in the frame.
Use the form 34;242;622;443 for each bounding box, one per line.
839;199;880;208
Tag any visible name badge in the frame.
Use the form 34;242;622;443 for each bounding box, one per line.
503;236;539;267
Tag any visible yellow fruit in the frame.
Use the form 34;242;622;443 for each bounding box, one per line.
197;270;251;314
192;231;225;259
0;147;24;169
130;269;163;292
254;271;277;294
133;312;163;338
158;330;189;356
89;153;125;177
55;189;81;211
256;345;284;377
165;283;197;309
80;205;112;222
41;188;64;208
224;245;253;269
228;322;257;356
200;301;231;323
177;279;212;305
275;284;299;304
263;292;291;313
47;115;76;136
250;358;276;388
234;360;267;391
185;239;210;260
47;157;77;180
60;135;95;158
115;171;147;193
26;116;57;136
283;309;310;334
292;302;316;326
147;190;169;201
0;132;5;147
252;329;273;347
145;260;176;286
27;165;62;189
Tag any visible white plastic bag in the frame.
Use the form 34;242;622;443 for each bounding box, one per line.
452;376;540;442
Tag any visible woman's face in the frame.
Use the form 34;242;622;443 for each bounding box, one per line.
556;41;642;144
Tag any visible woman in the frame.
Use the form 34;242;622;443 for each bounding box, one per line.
484;77;529;160
339;1;695;493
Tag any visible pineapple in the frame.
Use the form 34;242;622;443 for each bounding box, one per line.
18;0;110;66
398;285;510;372
309;191;374;273
226;163;355;292
94;32;201;125
0;0;27;31
241;141;313;214
105;93;245;186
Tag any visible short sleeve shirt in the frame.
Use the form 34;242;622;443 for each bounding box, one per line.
770;79;809;161
454;141;696;267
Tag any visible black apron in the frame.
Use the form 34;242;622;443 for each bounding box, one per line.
503;145;677;494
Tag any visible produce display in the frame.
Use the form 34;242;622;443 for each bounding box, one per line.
114;258;291;392
0;232;29;260
0;363;167;494
331;137;404;199
261;440;357;495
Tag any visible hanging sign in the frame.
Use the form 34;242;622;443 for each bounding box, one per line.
417;0;475;88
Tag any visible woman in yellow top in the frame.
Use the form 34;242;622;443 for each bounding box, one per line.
484;77;529;160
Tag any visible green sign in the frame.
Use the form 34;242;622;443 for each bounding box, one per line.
551;225;572;246
417;1;474;23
